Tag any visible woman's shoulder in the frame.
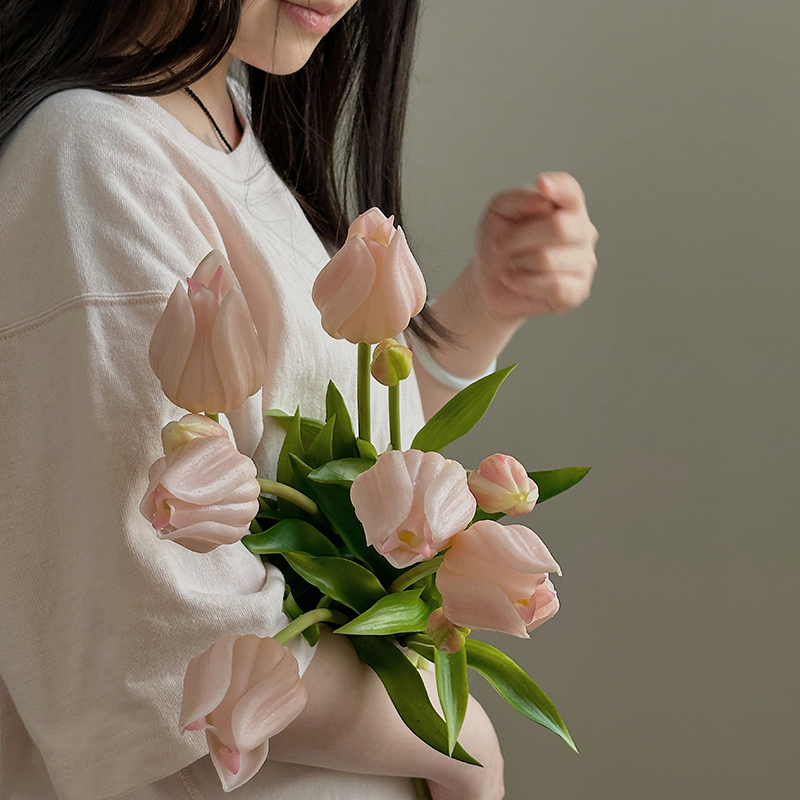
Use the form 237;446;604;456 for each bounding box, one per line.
2;88;176;179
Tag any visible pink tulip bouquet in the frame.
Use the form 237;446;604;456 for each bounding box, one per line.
141;209;589;794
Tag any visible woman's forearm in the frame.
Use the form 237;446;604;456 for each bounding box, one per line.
414;259;526;419
267;629;504;800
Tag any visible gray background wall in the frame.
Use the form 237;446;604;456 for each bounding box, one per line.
403;2;798;797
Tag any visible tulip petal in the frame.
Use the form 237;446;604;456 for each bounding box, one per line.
149;282;196;402
212;287;268;412
207;730;269;792
157;521;251;552
312;237;376;340
348;207;388;240
159;436;257;505
139;457;169;521
351;451;414;548
455;521;561;577
231;647;307;749
192;249;239;298
180;634;237;732
438;568;529;638
424;460;476;547
176;282;227;413
380;226;427;329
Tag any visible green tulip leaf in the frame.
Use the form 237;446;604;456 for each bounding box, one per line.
284;553;386;613
411;365;517;452
276;409;306;511
435;646;470;756
334;590;430;635
529;467;591;503
326;381;358;459
242;519;339;558
349;636;481;766
264;408;324;448
290;465;402;587
306;417;336;468
465;639;577;752
357;438;379;461
308;458;374;487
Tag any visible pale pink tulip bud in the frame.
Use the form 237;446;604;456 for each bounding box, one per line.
426;608;470;654
161;413;227;456
180;634;307;792
140;422;260;553
149;250;268;414
437;520;561;638
468;453;539;516
370;338;414;386
350;450;476;569
312;208;427;344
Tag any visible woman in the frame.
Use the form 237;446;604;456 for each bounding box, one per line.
0;1;598;798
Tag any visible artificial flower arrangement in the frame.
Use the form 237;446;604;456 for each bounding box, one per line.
141;208;588;794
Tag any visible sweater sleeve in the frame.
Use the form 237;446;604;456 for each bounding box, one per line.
0;90;310;800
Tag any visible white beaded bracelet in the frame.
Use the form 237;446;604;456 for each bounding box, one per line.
407;333;498;392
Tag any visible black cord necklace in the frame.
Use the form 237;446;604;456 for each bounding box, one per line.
183;87;243;153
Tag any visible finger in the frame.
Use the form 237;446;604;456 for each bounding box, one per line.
503;269;594;315
508;244;598;280
537;172;586;212
486;186;556;223
504;210;596;252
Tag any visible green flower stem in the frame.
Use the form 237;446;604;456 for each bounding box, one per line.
413;778;433;800
388;383;401;450
274;608;350;647
257;479;321;520
358;342;372;443
206;413;219;423
389;556;445;593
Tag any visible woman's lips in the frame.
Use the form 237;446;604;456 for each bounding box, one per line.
280;1;343;35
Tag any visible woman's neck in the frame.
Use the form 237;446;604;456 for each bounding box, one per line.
153;56;243;153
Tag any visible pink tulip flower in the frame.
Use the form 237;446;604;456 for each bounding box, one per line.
437;520;561;638
350;449;476;568
467;453;539;516
180;634;307;792
312;208;427;344
149;249;268;414
140;417;260;553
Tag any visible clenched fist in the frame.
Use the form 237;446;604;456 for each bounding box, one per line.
472;172;599;320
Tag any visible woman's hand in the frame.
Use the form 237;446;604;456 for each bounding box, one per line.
471;171;598;321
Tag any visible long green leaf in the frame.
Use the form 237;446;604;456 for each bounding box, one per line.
242;519;339;558
465;639;577;751
411;365;517;452
264;409;324;448
290;458;402;587
284;553;386;613
349;636;480;765
334;590;430;635
326;381;357;459
306;417;336;468
308;458;374;487
435;646;469;755
530;467;591;503
276;410;306;512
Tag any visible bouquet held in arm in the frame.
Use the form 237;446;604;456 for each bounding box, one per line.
141;208;589;793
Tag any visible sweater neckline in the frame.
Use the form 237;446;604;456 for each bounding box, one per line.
117;79;260;178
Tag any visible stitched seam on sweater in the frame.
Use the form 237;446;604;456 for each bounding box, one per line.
177;766;205;800
0;291;171;341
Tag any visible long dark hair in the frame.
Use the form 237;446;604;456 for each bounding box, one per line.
0;0;446;340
